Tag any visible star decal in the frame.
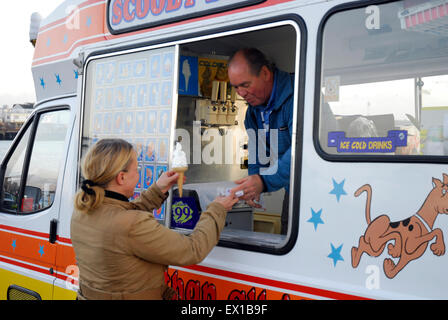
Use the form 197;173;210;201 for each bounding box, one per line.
11;239;16;251
307;208;324;231
328;243;344;267
86;16;92;28
55;74;62;85
329;178;347;202
38;245;45;257
40;77;46;89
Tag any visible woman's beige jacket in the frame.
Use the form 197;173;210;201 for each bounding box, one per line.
70;184;227;300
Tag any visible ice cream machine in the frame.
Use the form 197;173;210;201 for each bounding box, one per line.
179;54;239;127
177;54;247;179
195;80;239;126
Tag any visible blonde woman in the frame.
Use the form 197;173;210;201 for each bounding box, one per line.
71;139;238;300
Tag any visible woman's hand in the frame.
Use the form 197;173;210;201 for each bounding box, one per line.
156;170;185;194
213;192;239;211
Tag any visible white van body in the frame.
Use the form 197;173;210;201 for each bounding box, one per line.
1;0;448;300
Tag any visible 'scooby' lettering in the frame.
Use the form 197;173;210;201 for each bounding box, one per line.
111;0;202;26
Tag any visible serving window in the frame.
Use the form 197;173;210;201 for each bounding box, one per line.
318;0;448;158
82;20;301;253
174;23;300;253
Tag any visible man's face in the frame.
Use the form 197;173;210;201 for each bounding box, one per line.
228;55;273;107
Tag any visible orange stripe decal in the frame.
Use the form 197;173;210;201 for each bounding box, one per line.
33;0;107;66
0;225;366;300
176;265;370;300
32;0;295;67
0;226;76;282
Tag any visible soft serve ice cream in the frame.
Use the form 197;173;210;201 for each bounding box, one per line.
171;142;188;197
172;142;187;168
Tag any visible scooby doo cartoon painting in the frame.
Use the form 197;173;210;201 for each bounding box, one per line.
352;174;448;279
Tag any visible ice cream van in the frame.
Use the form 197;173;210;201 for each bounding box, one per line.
1;0;448;300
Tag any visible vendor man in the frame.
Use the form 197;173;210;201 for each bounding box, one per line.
228;48;294;235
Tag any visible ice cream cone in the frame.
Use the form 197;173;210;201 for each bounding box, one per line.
173;166;188;197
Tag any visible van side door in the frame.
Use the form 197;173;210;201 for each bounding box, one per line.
0;104;72;300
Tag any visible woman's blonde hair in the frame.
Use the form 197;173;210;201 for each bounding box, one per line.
74;138;134;213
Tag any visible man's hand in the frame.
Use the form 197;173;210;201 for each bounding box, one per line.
231;175;264;208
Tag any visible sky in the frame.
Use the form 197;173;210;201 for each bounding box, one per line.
0;0;64;106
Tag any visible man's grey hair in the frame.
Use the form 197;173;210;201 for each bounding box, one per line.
229;48;275;76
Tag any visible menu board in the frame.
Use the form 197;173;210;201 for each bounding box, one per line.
85;46;176;221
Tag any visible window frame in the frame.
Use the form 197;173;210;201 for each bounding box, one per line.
0;106;71;215
80;15;307;255
314;0;448;164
